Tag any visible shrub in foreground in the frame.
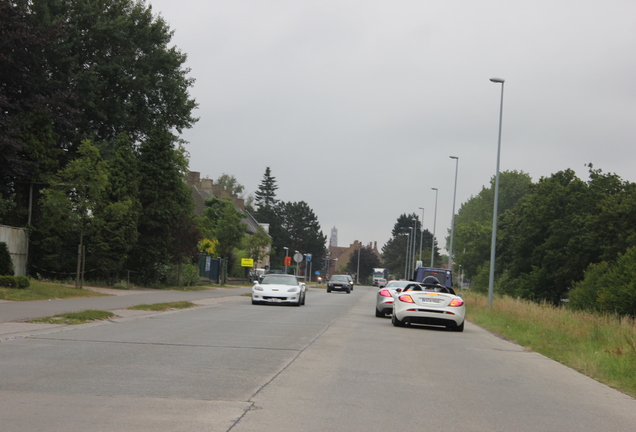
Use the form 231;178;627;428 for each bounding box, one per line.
0;275;17;288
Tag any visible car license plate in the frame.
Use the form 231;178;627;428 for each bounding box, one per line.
422;298;441;303
269;298;281;302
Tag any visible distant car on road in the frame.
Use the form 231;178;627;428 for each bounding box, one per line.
252;274;306;306
327;275;353;293
249;268;266;283
376;278;387;288
391;282;465;331
375;280;413;317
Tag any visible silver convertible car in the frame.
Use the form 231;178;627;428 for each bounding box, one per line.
252;274;306;306
391;283;465;331
375;280;413;317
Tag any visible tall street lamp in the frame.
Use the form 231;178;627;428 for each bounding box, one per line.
411;220;417;277
430;188;438;267
448;156;459;275
403;232;410;279
488;77;505;307
418;207;425;262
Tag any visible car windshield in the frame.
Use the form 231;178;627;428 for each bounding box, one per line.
330;276;348;282
261;275;298;285
385;281;411;288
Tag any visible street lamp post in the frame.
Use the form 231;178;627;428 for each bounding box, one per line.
418;207;425;262
488;77;505;308
430;188;438;267
356;243;361;284
403;232;410;279
411;220;417;277
283;247;289;274
448;156;459;275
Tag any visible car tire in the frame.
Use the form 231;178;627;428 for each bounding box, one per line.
453;321;465;332
375;308;385;318
301;292;306;305
392;313;405;327
327;287;331;293
251;299;259;305
346;288;351;294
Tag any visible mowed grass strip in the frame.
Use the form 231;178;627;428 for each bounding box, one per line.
465;292;636;397
127;301;196;312
30;310;115;325
0;281;110;301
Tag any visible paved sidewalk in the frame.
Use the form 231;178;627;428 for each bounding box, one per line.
0;285;253;341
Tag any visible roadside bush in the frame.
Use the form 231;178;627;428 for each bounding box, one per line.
0;275;17;288
0;242;14;276
14;275;30;289
165;263;199;286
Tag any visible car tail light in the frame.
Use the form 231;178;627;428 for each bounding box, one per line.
449;298;464;307
398;294;414;303
379;289;392;297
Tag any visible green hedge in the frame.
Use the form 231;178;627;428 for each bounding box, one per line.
0;275;17;288
15;275;30;288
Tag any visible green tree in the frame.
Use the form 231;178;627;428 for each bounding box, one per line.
2;0;197;235
27;0;198;145
343;245;381;283
0;242;15;276
254;167;284;266
278;201;327;270
381;213;436;279
254;167;278;209
91;134;140;283
0;1;71;226
452;170;532;282
569;246;636;315
34;140;108;286
498;167;636;304
243;228;271;266
130;129;195;283
200;197;246;271
216;173;245;198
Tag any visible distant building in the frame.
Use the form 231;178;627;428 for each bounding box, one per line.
188;171;271;268
330;226;338;247
328;240;381;275
187;171;245;214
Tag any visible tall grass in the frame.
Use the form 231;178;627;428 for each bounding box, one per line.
465;292;636;396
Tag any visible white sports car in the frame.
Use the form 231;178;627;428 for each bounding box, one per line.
252;274;306;306
391;283;465;331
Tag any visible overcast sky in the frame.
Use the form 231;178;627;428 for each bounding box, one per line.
148;0;635;253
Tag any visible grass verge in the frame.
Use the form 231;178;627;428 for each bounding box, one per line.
127;301;196;312
0;281;110;301
30;310;115;325
465;291;636;397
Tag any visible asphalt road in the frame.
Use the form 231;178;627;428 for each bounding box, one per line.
0;285;634;432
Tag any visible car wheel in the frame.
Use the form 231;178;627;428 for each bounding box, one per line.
301;292;306;305
453;321;465;332
346;288;351;294
251;299;259;305
375;308;385;318
392;313;405;327
327;288;331;293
